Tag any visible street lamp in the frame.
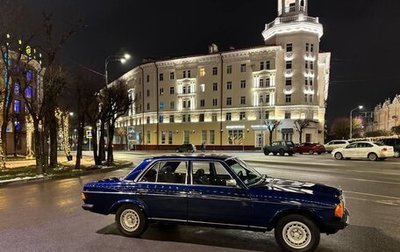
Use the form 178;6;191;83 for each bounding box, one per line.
105;53;131;85
349;105;363;139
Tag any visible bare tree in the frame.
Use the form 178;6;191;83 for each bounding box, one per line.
294;119;317;143
98;81;131;164
265;120;280;145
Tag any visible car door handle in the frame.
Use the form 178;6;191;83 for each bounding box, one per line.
137;189;149;194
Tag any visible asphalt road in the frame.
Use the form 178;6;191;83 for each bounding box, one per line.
0;151;399;252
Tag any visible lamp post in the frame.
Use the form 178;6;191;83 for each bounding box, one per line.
349;105;363;139
105;53;131;85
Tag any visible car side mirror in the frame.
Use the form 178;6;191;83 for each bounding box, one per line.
226;179;237;187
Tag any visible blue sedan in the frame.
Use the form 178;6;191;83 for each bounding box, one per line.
81;155;348;251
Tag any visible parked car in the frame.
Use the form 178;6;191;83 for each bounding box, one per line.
324;140;350;153
81;155;349;251
332;141;394;161
176;143;196;153
263;141;295;156
379;138;400;158
294;143;326;155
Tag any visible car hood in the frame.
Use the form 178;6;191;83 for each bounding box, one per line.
251;177;342;206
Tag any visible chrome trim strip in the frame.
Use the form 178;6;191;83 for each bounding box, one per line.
187;220;248;228
83;190;139;195
83;190;187;198
148;217;187;223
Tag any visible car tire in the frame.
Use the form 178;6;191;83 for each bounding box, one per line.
334;152;343;160
368;153;378;161
308;150;313;155
275;214;320;252
264;150;270;156
279;149;285;156
116;204;147;237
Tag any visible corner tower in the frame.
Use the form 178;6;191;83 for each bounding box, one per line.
262;0;330;144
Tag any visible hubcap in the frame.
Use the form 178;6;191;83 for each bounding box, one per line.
120;209;140;232
282;221;311;249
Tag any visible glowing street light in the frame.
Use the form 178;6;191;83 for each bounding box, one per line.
105;53;132;85
349;105;363;139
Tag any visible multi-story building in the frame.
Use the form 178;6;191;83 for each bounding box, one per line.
372;94;400;133
115;0;331;150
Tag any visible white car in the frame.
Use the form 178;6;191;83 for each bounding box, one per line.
332;141;394;161
324;140;350;153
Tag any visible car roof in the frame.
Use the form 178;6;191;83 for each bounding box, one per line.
144;154;235;162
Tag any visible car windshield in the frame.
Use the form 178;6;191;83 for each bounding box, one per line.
225;158;264;186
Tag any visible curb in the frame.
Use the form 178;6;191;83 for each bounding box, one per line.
0;161;134;187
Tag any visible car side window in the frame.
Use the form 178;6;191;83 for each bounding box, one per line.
139;161;188;184
192;161;234;186
346;143;357;149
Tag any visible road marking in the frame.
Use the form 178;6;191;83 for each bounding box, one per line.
344;191;400;200
344;178;400;185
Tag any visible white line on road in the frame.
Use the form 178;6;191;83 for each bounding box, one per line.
343;178;400;185
344;191;400;200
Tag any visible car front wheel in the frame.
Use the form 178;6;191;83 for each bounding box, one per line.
394;151;400;158
116;204;147;237
275;214;320;252
334;152;343;160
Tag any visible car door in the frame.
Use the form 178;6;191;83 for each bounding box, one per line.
136;160;188;221
187;160;251;226
342;142;358;158
356;142;373;158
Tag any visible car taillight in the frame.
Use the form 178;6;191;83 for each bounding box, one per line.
81;192;86;201
335;202;344;218
382;148;387;152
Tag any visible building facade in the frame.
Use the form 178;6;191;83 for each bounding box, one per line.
372;94;400;133
114;0;331;150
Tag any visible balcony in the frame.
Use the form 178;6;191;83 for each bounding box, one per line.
262;14;323;42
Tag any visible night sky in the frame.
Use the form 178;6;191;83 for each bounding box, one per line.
26;0;400;126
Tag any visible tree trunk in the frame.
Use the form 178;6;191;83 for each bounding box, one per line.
269;130;273;145
41;120;49;174
33;120;43;175
49;112;58;168
107;123;115;164
1;122;8;158
91;125;98;165
97;121;106;165
299;130;303;144
13;123;17;157
75;114;85;170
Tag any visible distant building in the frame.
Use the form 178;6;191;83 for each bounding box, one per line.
114;0;331;150
372;94;400;133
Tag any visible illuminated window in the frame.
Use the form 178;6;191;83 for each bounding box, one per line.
26;70;33;82
159;88;164;95
14;100;21;113
200;84;205;92
199;68;206;77
226;82;232;90
226;97;232;106
161;131;166;144
210;130;215;144
212;67;218;75
160;101;165;110
226;113;232;121
227;65;232;74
